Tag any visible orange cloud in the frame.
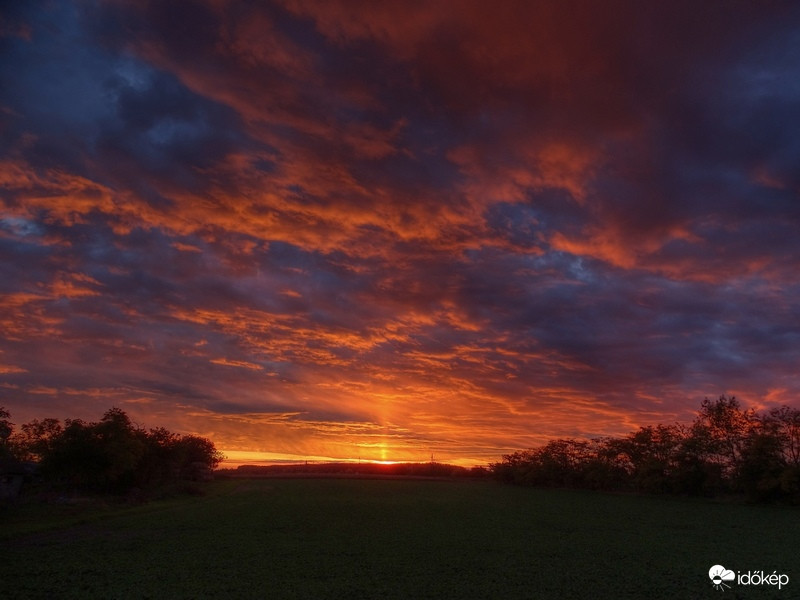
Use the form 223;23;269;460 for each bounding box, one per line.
3;0;798;469
209;357;264;371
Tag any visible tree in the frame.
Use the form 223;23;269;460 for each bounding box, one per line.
42;418;97;490
1;406;16;465
763;406;800;467
139;427;182;484
12;418;63;461
738;424;785;502
490;439;596;488
689;395;756;485
15;407;224;495
0;406;12;446
0;406;14;466
608;424;683;493
733;407;800;503
92;408;147;491
175;434;224;479
490;450;534;484
579;438;629;490
670;425;722;496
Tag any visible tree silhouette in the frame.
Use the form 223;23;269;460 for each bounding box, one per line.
0;406;13;464
689;396;755;481
6;407;224;495
491;396;800;503
0;406;11;445
13;418;63;462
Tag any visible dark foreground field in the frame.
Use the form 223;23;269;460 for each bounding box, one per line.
2;479;797;599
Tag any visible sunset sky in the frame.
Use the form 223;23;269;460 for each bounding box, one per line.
2;1;800;466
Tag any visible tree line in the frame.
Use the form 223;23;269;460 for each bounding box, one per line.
223;461;489;478
490;396;800;503
0;406;223;496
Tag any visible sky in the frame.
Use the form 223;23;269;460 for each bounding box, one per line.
2;0;800;467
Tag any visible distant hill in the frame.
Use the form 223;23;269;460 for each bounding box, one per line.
217;461;490;479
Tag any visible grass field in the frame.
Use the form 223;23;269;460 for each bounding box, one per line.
2;478;797;599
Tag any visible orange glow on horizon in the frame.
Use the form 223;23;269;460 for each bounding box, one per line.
220;450;439;469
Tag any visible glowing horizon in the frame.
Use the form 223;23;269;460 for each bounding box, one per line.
2;1;800;468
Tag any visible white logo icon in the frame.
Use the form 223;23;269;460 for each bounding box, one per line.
709;565;735;591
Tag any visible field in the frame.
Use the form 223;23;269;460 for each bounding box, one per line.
2;478;797;599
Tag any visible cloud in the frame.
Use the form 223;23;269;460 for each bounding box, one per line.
1;0;799;465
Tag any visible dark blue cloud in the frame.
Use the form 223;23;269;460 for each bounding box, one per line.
3;0;800;463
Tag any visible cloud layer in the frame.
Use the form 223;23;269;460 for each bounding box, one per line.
2;0;800;464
